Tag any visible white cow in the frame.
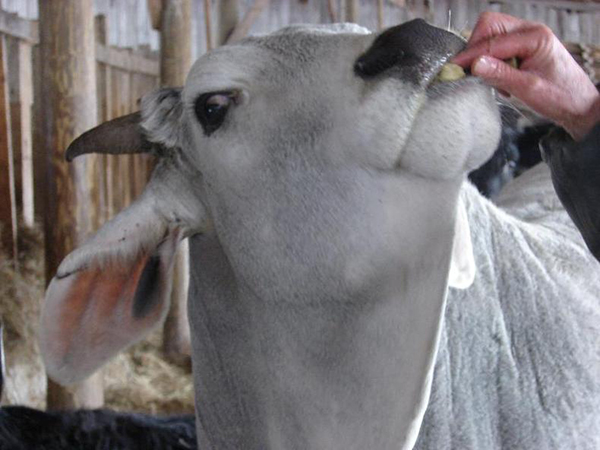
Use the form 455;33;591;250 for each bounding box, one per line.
40;20;600;449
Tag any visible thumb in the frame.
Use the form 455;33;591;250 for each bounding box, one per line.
471;56;535;97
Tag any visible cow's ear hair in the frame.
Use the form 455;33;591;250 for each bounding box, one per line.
140;87;184;150
40;194;183;385
448;197;476;289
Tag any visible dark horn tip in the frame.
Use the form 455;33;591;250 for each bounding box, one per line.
63;111;147;162
65;138;84;162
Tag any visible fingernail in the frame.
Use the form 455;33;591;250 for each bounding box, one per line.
473;56;497;76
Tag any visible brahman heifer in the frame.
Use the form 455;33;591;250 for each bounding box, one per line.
39;20;600;450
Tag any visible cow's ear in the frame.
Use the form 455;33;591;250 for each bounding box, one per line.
40;194;183;385
448;197;476;289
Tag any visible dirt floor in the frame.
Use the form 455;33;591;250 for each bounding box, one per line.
0;226;194;414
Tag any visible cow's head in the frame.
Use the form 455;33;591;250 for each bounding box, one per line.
41;19;500;446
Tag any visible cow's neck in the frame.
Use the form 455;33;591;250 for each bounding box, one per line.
187;179;461;450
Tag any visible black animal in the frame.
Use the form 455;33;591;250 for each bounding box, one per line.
0;323;197;450
0;407;197;450
469;104;545;198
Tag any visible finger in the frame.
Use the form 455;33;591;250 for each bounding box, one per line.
467;11;527;47
471;56;529;90
453;25;553;68
471;56;560;116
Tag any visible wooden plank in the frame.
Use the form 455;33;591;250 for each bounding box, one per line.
0;35;17;261
217;0;240;46
7;36;34;228
110;68;124;215
160;0;192;86
96;43;159;77
130;71;144;198
31;43;45;224
0;7;158;146
120;67;132;208
0;8;38;43
6;37;22;224
95;15;107;225
327;0;337;22
147;0;163;30
38;0;103;410
95;14;115;222
204;0;213;50
345;0;359;23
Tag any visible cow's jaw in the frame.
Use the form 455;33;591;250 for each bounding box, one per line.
187;166;465;450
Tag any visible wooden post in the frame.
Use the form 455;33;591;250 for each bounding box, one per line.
7;37;34;228
226;0;269;45
32;44;47;227
217;0;240;46
94;15;110;225
119;66;132;209
345;0;359;23
161;0;192;85
159;0;193;367
204;0;213;51
327;0;337;23
0;36;18;262
38;0;104;410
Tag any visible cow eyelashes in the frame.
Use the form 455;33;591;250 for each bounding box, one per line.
194;91;236;136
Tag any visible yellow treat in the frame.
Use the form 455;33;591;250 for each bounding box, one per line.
506;57;519;69
437;63;466;82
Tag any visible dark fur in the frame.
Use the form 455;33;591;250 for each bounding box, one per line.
0;323;196;450
469;105;545;198
0;406;197;450
541;123;600;261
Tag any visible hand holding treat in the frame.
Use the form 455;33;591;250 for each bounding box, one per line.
452;12;600;141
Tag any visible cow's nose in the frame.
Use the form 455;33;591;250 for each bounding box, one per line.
355;19;466;84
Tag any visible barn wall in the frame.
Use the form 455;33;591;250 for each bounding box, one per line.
0;6;159;408
0;1;598;58
198;0;599;59
0;1;595;248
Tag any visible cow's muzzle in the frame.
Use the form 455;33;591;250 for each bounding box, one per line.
354;19;466;87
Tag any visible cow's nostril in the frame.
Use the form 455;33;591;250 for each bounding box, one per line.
354;60;366;75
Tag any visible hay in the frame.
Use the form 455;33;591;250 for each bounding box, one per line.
0;226;46;408
103;328;195;414
0;225;194;415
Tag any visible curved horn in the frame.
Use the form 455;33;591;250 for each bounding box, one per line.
66;112;153;162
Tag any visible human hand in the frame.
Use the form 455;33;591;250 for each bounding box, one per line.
452;12;600;141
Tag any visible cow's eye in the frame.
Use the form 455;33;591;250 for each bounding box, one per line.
195;92;234;136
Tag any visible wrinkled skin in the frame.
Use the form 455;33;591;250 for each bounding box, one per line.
40;21;599;450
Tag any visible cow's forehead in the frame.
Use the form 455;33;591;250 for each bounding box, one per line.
183;24;373;102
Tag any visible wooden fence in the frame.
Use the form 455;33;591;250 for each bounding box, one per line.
0;8;159;260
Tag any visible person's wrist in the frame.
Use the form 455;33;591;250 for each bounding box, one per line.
565;94;600;141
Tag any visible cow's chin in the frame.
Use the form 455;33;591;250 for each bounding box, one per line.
396;79;501;181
